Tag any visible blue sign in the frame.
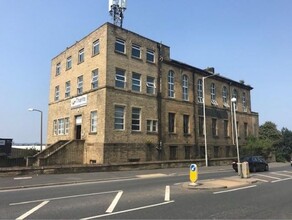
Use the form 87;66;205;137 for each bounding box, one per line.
190;164;196;171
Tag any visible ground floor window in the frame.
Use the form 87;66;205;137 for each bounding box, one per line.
169;146;177;160
184;146;191;159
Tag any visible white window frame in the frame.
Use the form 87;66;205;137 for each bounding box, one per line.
90;111;97;133
222;86;229;107
91;69;98;89
92;40;100;56
197;79;203;103
58;118;65;135
77;75;83;95
115;69;126;88
146;76;156;94
131;44;141;59
242;92;247;112
55;85;60;101
147;120;158;132
115;38;125;54
64;117;69;135
168;70;175;98
131;107;141;131
114;106;125;130
65;81;70;98
53;120;58;135
182;75;189;101
78;48;84;63
132;72;141;92
66;56;72;70
56;63;61;76
146;49;155;63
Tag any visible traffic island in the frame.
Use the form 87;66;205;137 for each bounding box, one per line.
183;176;258;190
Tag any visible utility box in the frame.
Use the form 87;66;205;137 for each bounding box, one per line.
242;161;250;178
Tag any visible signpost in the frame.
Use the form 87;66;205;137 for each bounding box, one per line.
189;164;198;185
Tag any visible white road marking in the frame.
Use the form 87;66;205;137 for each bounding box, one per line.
16;200;49;220
10;190;121;206
213;185;257;194
81;200;175;220
136;173;167;178
164;185;170;201
271;177;292;183
106;191;123;213
14;177;32;180
271;172;292;178
254;178;269;183
282;170;292;174
255;173;281;180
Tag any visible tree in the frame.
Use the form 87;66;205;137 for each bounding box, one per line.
274;128;292;161
259;121;282;141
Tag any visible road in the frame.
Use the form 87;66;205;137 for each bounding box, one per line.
0;163;291;219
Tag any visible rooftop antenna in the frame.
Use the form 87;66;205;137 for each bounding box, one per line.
109;0;127;28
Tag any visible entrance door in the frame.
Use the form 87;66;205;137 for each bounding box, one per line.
75;115;82;139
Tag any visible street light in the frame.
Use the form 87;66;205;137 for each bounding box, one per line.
231;98;241;175
28;108;43;151
202;73;219;167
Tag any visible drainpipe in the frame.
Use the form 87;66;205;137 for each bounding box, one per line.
157;42;163;160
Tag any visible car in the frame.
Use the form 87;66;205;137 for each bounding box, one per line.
232;156;269;173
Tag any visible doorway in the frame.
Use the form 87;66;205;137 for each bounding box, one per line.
75;115;82;139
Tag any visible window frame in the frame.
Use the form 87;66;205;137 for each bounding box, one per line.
78;48;84;63
197;79;203;103
183;114;190;134
91;69;98;89
115;69;126;88
147;120;158;132
77;75;83;95
168;112;176;133
146;49;155;63
65;81;70;98
168;70;175;98
131;44;141;59
131;107;141;131
66;56;72;70
92;40;100;56
54;85;60;101
115;38;126;54
182;75;189;101
132;72;141;92
56;62;61;76
90;111;97;133
114;105;125;130
146;76;155;94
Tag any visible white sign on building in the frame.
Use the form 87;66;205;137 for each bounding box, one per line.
71;94;88;109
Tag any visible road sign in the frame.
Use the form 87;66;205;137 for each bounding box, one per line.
190;164;198;183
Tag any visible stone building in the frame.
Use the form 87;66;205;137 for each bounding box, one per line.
44;22;259;165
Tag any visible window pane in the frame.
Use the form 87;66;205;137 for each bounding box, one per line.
132;108;140;131
115;69;125;88
132;72;141;92
92;69;98;89
114;106;124;130
132;44;141;58
93;40;100;55
146;76;155;94
146;49;155;63
115;39;125;53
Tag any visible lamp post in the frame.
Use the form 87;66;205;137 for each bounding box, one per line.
231;98;241;175
202;73;218;167
28;108;43;151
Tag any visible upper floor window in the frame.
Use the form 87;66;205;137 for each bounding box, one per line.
90;111;97;133
78;48;84;63
114;105;125;130
182;75;189;101
131;44;141;59
66;56;72;70
53;120;58;135
222;86;229;108
210;83;218;105
183;114;190;134
131;107;141;131
132;72;141;92
242;92;247;112
58;118;64;135
54;85;60;101
115;38;125;54
212;118;218;136
56;63;61;76
92;69;98;89
65;81;70;98
92;40;100;56
64;118;69;135
146;49;155;63
115;69;126;88
168;70;175;98
197;79;203;103
77;75;83;95
168;112;176;133
147;120;158;132
146;76;155;94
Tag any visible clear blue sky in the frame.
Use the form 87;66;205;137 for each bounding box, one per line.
1;0;292;143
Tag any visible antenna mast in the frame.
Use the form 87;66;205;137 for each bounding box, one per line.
109;0;127;28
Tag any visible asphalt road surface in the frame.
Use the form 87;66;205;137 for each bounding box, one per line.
0;163;291;219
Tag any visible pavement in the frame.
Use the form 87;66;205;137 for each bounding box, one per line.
0;162;289;191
